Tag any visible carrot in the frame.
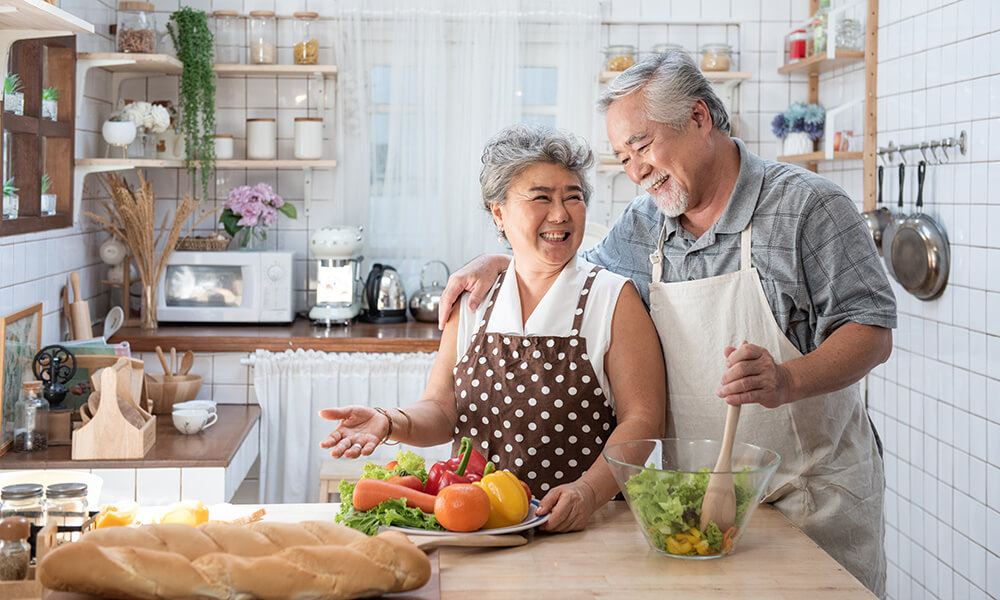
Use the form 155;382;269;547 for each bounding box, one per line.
352;478;438;513
387;474;424;491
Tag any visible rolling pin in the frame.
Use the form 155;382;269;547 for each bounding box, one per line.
69;271;94;340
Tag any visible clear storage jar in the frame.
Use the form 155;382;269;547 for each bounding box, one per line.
117;1;157;54
293;12;320;65
246;118;276;159
45;483;88;546
248;10;277;65
213;10;243;64
13;381;48;453
700;43;732;71
835;18;864;51
0;485;45;528
604;45;636;71
294;117;323;159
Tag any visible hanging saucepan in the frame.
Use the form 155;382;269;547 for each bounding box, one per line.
889;161;950;300
862;165;891;255
881;163;907;281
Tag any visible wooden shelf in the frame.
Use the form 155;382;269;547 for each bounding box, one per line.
76;52;182;74
0;0;93;33
214;64;338;76
76;158;184;168
0;213;71;235
76;158;338;169
777;50;865;75
600;70;751;84
217;159;338;168
777;151;864;163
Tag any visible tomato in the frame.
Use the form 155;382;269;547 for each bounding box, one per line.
433;483;491;532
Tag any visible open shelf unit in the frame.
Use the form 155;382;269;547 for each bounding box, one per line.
599;70;751;84
776;151;863;163
76;158;338;169
776;50;865;75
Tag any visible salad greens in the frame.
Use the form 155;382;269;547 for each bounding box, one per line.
624;466;754;554
334;449;443;536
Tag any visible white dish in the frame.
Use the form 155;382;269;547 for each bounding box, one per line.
389;499;549;536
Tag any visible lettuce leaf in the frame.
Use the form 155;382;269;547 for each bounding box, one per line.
333;453;441;536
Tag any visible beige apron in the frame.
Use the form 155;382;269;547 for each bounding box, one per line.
648;222;886;598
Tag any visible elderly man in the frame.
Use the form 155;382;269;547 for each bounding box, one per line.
439;51;894;597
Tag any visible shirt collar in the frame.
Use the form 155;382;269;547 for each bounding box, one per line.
660;137;765;240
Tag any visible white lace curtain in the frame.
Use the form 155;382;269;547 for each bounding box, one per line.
329;0;601;292
252;349;450;504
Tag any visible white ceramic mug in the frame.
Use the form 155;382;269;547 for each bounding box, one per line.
172;400;217;414
172;409;218;435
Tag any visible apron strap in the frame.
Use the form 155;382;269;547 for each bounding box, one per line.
650;222;668;283
474;271;507;337
740;222;752;270
571;266;603;333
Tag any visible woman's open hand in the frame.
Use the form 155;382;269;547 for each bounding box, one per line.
318;406;387;458
535;479;599;532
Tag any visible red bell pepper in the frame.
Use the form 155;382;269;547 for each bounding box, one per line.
424;437;491;495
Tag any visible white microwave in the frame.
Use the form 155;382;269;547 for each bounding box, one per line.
156;251;295;323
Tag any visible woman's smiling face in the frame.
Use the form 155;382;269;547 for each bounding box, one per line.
491;162;587;272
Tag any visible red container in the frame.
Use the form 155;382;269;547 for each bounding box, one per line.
789;29;808;61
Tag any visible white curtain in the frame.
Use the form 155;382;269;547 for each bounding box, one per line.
252;349;451;504
330;0;601;293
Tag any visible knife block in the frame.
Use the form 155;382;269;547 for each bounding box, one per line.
72;358;156;460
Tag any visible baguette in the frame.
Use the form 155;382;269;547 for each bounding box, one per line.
38;521;431;600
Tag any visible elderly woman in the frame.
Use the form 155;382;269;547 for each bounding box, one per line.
320;124;665;531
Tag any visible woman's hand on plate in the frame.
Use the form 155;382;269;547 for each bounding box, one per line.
535;479;598;532
318;406;386;458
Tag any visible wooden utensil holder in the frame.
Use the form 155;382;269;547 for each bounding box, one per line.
72;358;156;460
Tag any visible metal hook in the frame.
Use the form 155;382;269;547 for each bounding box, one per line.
898;148;908;165
940;143;951;164
927;144;941;165
919;142;930;163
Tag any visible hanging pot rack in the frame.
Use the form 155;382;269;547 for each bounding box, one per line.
877;131;967;166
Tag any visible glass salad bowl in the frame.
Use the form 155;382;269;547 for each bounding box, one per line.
603;438;780;559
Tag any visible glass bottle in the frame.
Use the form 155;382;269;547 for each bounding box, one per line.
0;517;31;581
604;45;636;71
293;12;320;65
117;1;157;54
213;10;243;64
807;0;831;56
700;43;733;71
45;483;88;546
13;381;48;453
248;10;277;65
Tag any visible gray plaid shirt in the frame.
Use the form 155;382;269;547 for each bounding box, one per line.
583;138;897;355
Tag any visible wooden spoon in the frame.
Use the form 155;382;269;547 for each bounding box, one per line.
155;346;172;376
178;350;194;375
699;341;747;533
170;348;177;377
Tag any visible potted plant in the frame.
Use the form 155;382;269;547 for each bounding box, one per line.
771;102;825;155
167;7;216;200
2;178;18;219
4;74;23;116
42;86;59;120
220;183;297;250
41;174;56;216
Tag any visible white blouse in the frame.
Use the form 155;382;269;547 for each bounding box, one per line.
455;256;629;410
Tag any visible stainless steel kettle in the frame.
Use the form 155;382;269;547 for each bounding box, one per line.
408;260;450;322
360;263;408;323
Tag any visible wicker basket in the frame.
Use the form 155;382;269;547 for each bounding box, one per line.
176;233;231;251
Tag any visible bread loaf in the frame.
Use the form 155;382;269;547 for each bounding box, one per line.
37;521;431;600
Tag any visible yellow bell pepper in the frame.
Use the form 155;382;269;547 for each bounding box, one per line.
473;470;529;529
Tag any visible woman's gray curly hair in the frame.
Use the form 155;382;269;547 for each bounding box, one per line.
480;124;594;211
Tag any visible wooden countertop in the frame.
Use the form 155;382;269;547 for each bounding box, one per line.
243;501;875;598
110;318;442;354
0;405;260;469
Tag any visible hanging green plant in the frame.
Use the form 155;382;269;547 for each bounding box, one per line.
167;7;216;200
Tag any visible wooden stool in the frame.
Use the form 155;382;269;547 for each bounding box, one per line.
317;460;367;503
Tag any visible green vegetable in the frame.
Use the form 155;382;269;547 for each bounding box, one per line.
42;87;59;101
624;466;754;554
334;450;440;535
4;74;22;94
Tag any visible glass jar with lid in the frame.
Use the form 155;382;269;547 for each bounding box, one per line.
700;43;732;71
293;12;320;65
117;1;157;54
13;381;48;453
213;10;243;64
45;483;88;545
651;43;684;55
604;44;636;71
248;10;277;65
0;484;45;528
835;18;864;51
0;517;31;581
787;29;808;63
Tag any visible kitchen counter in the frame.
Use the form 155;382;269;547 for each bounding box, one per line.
110;318;442;354
242;501;875;598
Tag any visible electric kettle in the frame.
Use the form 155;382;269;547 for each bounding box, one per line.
360;263;408;323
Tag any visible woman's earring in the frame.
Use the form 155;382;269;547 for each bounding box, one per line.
496;226;505;245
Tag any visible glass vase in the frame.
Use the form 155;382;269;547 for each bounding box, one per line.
236;225;267;250
140;282;157;331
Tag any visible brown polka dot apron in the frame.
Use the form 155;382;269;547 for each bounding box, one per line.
453;266;615;494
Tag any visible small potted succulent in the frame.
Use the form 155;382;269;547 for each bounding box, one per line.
771;102;825;156
4;74;24;116
42;86;59;120
2;178;18;219
41;174;56;216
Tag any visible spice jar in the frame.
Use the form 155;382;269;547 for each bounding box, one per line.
214;134;234;159
604;45;636;71
45;483;88;546
807;0;831;56
248;10;277;65
246;118;276;160
293;12;320;65
787;29;808;63
213;10;243;64
293;118;323;159
117;1;157;54
700;43;732;71
0;517;30;581
13;381;48;453
651;43;684;55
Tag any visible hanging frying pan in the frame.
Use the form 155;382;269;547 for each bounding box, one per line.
881;163;907;281
862;165;891;255
889;161;950;300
